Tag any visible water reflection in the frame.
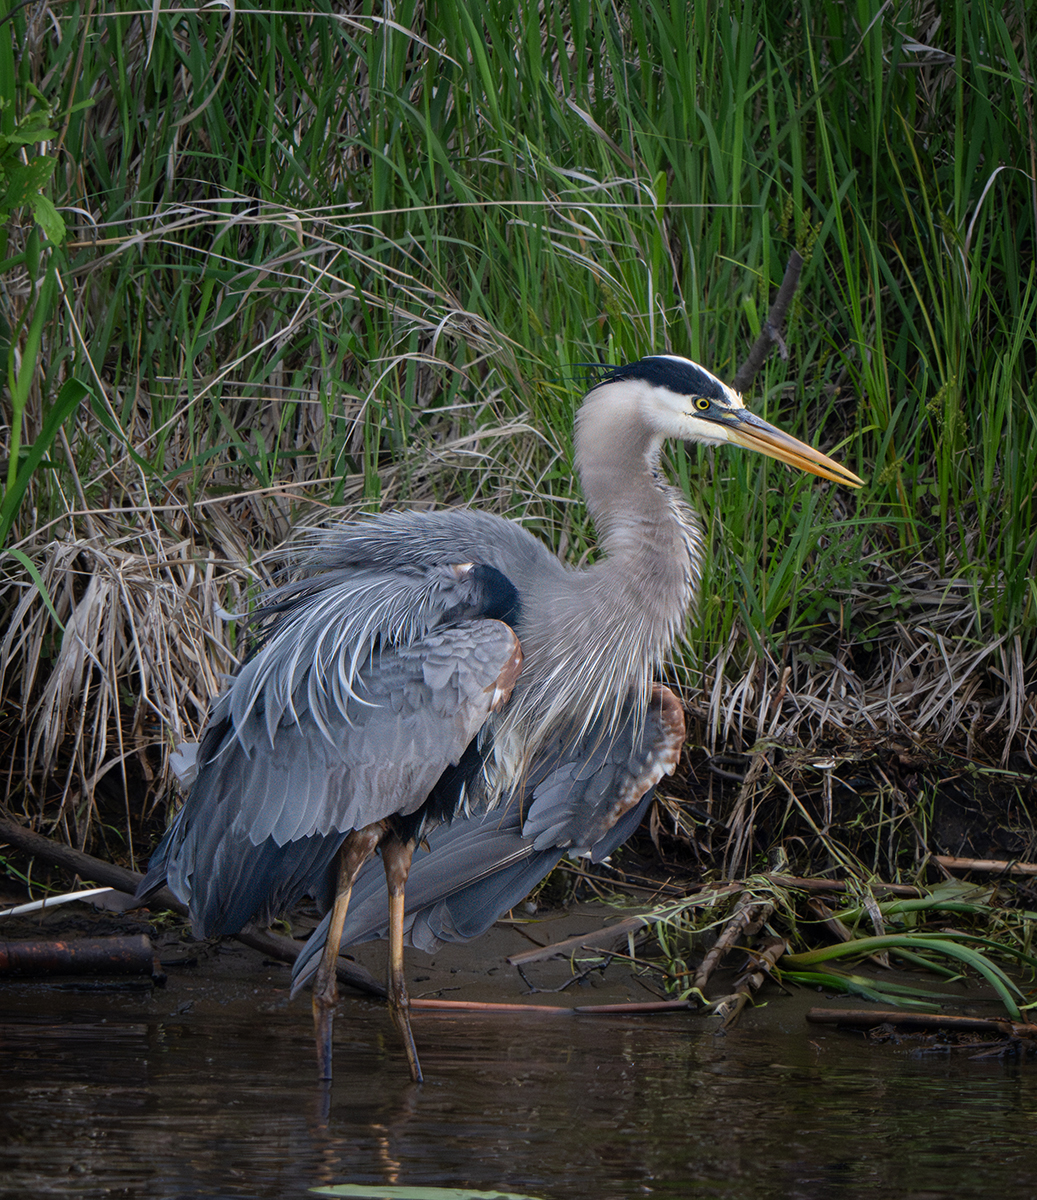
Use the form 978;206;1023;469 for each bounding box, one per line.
2;990;1035;1200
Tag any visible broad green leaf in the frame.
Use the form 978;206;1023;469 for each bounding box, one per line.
29;193;65;243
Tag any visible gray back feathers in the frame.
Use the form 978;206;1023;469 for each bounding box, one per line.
144;364;710;942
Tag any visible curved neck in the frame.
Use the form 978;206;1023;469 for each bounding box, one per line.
574;381;702;627
485;379;704;788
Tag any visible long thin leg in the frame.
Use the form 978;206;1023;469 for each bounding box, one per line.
312;823;384;1081
381;836;422;1083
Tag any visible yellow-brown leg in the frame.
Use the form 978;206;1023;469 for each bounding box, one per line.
381;836;422;1083
312;823;384;1081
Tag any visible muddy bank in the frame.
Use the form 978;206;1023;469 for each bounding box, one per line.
0;893;1020;1035
2;900;683;1015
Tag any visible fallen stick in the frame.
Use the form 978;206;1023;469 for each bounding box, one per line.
411;997;694;1015
413;998;573;1014
0;933;163;980
932;855;1037;877
806;1007;1037;1039
506;916;649;965
0;817;184;915
712;935;787;1028
691;896;774;997
573;998;694;1014
0;816;385;998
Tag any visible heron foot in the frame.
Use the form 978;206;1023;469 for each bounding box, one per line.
309;824;386;1082
387;974;423;1084
382;838;423;1083
312;987;337;1082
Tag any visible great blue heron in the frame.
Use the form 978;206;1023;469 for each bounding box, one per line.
138;355;862;1083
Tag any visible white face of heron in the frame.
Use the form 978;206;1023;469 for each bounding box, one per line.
632;355;749;447
590;354;864;487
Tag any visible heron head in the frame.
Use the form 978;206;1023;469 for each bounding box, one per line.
594;355;864;489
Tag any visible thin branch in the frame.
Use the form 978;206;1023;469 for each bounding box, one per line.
806;1007;1037;1038
731;250;804;394
507;915;648;965
933;855;1037;876
691;895;773;996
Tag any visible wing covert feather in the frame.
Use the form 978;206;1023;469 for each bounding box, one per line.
145;618;522;936
290;685;684;987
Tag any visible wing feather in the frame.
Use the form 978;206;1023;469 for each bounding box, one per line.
142;617;522;936
290;685;685;987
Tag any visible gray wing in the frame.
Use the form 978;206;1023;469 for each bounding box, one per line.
290;685;684;991
139;616;522;936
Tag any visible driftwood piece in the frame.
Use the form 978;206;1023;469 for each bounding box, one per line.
709;935;788;1028
0;933;163;980
806;1007;1037;1040
0;816;385;997
691;895;774;996
933;855;1037;877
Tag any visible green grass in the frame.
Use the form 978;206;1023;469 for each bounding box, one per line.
1;0;1035;850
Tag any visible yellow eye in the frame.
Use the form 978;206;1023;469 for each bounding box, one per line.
695;397;710;412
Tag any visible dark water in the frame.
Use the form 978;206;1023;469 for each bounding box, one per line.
3;978;1037;1200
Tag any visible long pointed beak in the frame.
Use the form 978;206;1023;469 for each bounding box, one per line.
722;411;864;489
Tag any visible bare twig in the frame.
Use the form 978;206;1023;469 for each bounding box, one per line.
691;895;774;996
410;997;694;1015
516;957;609;993
933;855;1037;876
731;250;804;394
506;915;648;965
412;998;573;1014
806;1007;1037;1039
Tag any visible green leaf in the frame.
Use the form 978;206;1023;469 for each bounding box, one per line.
2;549;65;631
28;192;64;244
5;125;58;146
780;967;962;1008
781;934;1025;1021
0;155;56;207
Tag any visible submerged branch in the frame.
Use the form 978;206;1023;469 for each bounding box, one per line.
806;1007;1037;1040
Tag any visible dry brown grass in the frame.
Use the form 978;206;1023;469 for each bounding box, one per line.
3;0;1035;881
